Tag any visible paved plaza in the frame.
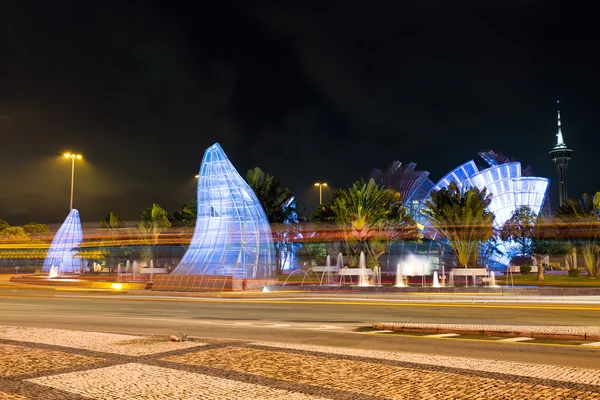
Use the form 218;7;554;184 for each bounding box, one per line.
0;326;599;399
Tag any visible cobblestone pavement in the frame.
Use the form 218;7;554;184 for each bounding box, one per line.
0;326;599;399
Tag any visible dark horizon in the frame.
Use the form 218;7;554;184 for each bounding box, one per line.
1;1;599;225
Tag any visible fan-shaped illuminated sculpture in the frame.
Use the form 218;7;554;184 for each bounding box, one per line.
412;152;549;267
42;209;83;274
172;143;275;279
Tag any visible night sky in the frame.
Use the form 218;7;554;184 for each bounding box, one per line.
1;1;599;225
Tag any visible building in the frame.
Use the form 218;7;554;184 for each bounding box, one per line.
549;100;573;207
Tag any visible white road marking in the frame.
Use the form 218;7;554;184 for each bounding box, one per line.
308;325;343;330
426;333;460;338
498;337;534;342
581;341;600;347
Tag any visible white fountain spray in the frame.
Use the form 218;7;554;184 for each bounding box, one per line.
358;251;371;286
489;271;500;288
336;253;343;271
394;263;406;287
432;271;441;288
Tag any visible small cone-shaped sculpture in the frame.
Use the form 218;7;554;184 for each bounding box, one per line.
42;209;83;274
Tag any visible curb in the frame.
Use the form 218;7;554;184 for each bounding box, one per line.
372;323;600;341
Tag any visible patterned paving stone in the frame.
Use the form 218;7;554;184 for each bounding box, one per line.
27;363;330;400
252;342;600;386
0;344;101;377
164;347;600;399
0;392;29;400
0;326;206;356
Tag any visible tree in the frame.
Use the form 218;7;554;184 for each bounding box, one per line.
245;167;299;224
101;212;123;229
139;204;171;262
0;226;29;240
529;216;557;282
245;167;304;273
172;199;197;227
22;222;51;235
556;192;600;277
328;179;416;267
98;213;124;272
500;206;537;260
140;204;171;238
0;220;9;232
423;182;494;268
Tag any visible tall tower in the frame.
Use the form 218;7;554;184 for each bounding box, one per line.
549;100;573;207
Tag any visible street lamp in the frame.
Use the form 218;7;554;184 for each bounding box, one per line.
63;152;82;210
314;182;327;204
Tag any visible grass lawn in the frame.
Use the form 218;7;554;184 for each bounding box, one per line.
496;272;600;286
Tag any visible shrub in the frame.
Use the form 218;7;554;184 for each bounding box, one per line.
568;268;580;277
519;265;532;275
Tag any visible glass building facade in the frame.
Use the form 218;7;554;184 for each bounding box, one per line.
42;208;83;274
172;143;276;279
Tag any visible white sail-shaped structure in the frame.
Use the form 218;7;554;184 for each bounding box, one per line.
42;209;83;274
172;143;275;279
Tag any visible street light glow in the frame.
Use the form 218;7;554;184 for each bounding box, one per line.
314;182;328;204
63;151;83;210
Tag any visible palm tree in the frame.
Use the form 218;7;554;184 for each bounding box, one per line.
139;204;171;263
329;179;416;267
101;212;123;230
172;199;197;227
99;212;124;272
245;167;298;224
556;192;600;277
423;182;494;268
246;167;303;273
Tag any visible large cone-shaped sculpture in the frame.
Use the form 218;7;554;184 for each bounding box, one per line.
42;209;83;274
172;143;276;279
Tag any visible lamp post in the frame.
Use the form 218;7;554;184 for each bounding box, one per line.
314;182;327;205
63;152;82;210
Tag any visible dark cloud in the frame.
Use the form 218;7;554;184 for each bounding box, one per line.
1;1;599;224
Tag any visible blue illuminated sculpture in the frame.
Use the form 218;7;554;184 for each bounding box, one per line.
411;151;549;267
373;151;549;270
172;143;276;279
42;208;83;274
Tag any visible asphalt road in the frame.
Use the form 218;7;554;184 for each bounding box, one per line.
1;288;599;369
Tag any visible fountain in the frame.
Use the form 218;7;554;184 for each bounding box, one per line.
336;253;343;270
394;263;406;287
126;260;131;275
489;271;500;288
132;261;140;279
432;271;441;288
320;267;335;286
326;255;331;267
372;266;381;286
357;252;370;287
48;265;59;278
